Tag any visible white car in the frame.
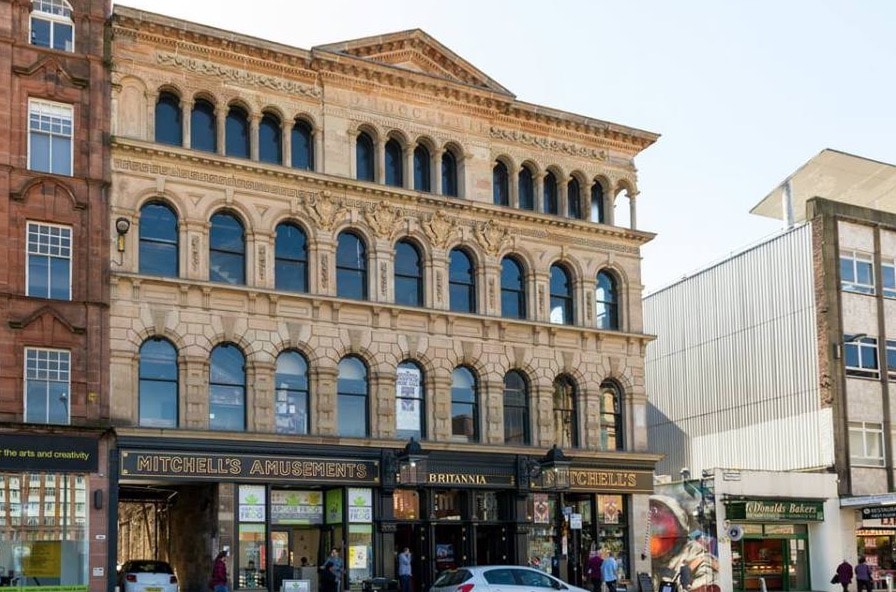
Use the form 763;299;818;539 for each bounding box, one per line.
118;560;179;592
430;566;590;592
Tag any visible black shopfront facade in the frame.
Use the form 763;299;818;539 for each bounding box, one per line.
110;435;654;592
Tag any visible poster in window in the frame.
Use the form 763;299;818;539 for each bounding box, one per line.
601;495;621;524
533;493;550;524
396;366;421;432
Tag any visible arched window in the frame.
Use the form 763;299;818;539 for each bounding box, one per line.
567;178;581;219
449;248;476;313
599;381;624;450
553;375;578;448
209;343;245;431
155;92;182;146
336;232;367;300
493;162;509;206
501;256;527;320
356;132;375;181
543;172;558;215
549;264;574;325
275;222;308;293
30;0;74;51
394;240;423;307
396;361;425;440
275;350;309;435
442;151;458;197
385;139;404;187
209;212;245;285
225;105;250;159
413;145;431;192
291;120;314;170
451;366;478;442
337;356;369;437
503;370;530;445
591;182;605;223
139;202;178;277
595;270;619;330
259;113;282;165
190;99;216;153
138;338;178;428
518;167;534;210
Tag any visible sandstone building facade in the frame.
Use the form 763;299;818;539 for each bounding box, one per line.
109;7;660;592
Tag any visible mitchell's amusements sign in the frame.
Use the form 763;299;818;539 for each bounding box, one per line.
120;450;380;485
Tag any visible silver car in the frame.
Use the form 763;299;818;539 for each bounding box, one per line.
430;566;590;592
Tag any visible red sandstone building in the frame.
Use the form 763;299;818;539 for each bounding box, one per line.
0;2;112;592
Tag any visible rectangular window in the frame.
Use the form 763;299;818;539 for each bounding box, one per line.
840;250;875;295
849;422;885;466
28;99;73;175
883;260;896;299
24;348;70;424
27;222;72;300
844;335;879;379
888;340;896;380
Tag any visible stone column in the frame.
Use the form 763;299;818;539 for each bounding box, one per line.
376;138;386;184
145;89;157;142
557;178;568;217
312;365;339;435
313;127;323;172
433;149;443;195
282;120;292;168
347;129;359;179
246;360;275;432
404;146;414;190
509;164;519;209
216;108;227;156
534;173;545;213
430;373;453;440
250;114;260;161
182;99;193;149
629;191;638;230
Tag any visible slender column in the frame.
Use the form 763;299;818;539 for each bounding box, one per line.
376;138;386;184
534;173;545;213
182;100;193;149
282;121;292;168
509;164;519;208
313;128;323;172
249;114;261;161
557;178;568;217
145;90;157;142
216;108;226;156
433;150;442;195
347;129;359;179
404;146;414;190
629;191;638;230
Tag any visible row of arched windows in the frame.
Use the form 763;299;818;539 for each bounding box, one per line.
138;337;625;450
153;90;626;224
139;201;622;329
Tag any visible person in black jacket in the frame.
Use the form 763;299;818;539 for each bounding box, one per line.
320;564;337;592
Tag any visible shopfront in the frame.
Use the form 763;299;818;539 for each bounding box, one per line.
856;506;896;584
726;499;821;591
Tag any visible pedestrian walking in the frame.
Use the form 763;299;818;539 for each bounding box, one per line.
210;551;229;592
855;557;872;592
836;559;853;592
601;551;618;592
586;551;603;592
398;547;412;592
323;548;344;592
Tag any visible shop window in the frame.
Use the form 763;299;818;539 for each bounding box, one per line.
337;356;369;437
209;212;245;285
394;240;424;307
27;221;71;300
291;120;314;170
24;347;70;424
449;248;476;313
543;172;558;215
840;250;875;295
347;524;373;586
275;222;308;293
567;178;581;219
275;350;309;435
336;232;368;300
845;335;879;379
414;145;431;192
518;167;534;210
238;484;267;590
259;113;282;165
393;490;419;520
850;421;885;466
29;99;72;176
30;0;74;51
503;370;529;445
549;264;574;325
595;270;619;330
396;361;425;440
209;343;246;431
139;202;179;277
451;366;478;442
552;375;578;448
442;151;458;197
226;105;250;159
191;99;217;153
599;381;623;451
155;92;182;146
138;337;178;428
500;256;527;320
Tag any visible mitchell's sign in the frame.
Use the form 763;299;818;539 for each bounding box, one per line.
120;450;379;484
541;469;654;493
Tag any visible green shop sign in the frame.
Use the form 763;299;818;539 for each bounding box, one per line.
726;500;824;522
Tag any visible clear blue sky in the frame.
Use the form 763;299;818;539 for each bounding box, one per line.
116;0;896;293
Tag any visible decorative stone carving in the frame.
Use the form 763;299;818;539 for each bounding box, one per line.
258;245;266;281
380;262;388;296
423;210;457;249
365;202;403;239
475;220;510;256
303;191;346;231
435;271;443;303
191;235;200;271
489;126;607;160
320;254;329;290
157;52;320;97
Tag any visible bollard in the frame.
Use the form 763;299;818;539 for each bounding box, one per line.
758;576;767;592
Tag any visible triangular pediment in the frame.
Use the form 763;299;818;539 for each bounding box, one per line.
12;55;89;88
314;29;514;96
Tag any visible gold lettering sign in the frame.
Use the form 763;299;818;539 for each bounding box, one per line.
121;450;379;485
427;473;488;485
565;469;653;493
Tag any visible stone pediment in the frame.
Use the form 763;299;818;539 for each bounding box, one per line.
314;29;514;96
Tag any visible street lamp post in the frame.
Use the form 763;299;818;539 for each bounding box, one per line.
538;445;571;581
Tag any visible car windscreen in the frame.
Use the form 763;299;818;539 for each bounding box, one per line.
432;569;472;587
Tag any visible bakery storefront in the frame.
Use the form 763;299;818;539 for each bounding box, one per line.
726;499;822;591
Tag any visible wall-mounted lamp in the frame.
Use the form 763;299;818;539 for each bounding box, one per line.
93;489;103;510
115;217;131;252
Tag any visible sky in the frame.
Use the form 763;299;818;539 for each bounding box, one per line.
115;0;896;294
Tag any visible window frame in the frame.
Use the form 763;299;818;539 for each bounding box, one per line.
396;360;425;441
209;343;246;431
225;105;251;159
274;222;308;293
518;167;535;210
28;98;73;176
845;334;880;379
493;162;509;206
543;172;558;215
553;375;578;448
24;347;70;425
337;356;369;438
882;259;896;299
595;270;619;330
209;212;246;285
30;0;74;52
291;119;314;170
500;257;527;320
356;132;375;182
567;178;581;219
139;202;179;277
394;239;424;307
155;92;182;147
384;138;404;187
138;338;179;428
258;112;282;165
441;151;458;197
26;221;72;300
549;264;574;325
191;99;217;153
275;350;310;435
502;370;530;445
413;145;432;192
336;231;368;300
450;366;479;442
598;381;623;451
840;250;875;295
849;421;885;467
448;248;476;314
590;182;605;223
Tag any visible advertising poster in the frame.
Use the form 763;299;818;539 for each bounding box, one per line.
533;494;550;524
396;366;421;433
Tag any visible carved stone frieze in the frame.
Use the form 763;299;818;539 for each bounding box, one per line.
489;126;607;160
320;254;329;290
474;219;510;257
156;52;320;97
422;210;457;249
365;202;403;239
303;191;346;231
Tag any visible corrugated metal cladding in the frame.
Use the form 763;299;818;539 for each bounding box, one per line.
644;223;828;476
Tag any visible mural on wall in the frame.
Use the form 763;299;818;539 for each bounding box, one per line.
650;482;720;592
